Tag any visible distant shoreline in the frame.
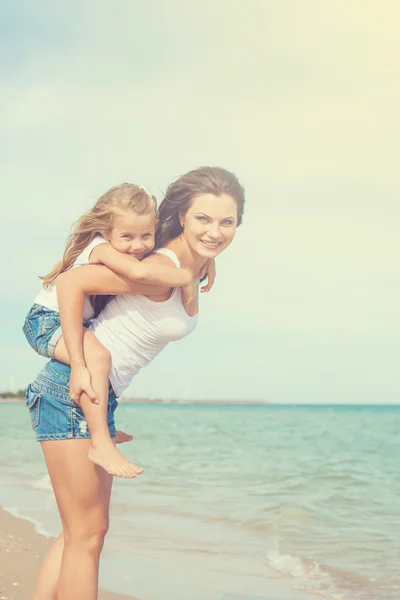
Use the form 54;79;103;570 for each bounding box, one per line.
0;396;270;405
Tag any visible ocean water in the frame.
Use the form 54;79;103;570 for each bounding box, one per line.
0;402;399;600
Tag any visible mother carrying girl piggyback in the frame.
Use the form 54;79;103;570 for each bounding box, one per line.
25;166;245;600
24;181;213;477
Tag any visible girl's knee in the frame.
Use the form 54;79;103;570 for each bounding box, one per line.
91;346;111;370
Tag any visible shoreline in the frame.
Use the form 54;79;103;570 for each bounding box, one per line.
0;506;139;600
0;396;270;404
0;507;310;600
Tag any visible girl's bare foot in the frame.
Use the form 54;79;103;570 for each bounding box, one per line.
88;442;143;478
115;430;133;444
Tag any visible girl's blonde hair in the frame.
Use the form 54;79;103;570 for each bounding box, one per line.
42;183;157;287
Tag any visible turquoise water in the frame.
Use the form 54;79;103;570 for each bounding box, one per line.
0;402;399;600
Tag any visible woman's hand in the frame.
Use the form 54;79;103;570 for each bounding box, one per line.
199;258;216;293
69;364;98;405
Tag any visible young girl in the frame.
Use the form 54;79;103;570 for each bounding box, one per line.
23;183;208;478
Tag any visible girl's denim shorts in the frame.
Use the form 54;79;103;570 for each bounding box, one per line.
22;303;63;359
26;360;118;442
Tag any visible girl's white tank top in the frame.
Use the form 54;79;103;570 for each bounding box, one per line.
90;248;198;396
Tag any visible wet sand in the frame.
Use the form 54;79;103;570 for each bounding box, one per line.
0;507;138;600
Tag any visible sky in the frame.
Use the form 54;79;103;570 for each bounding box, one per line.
1;1;399;403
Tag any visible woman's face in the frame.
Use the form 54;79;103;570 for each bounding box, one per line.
180;193;238;259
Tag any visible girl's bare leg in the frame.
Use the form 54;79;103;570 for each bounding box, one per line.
54;330;142;478
35;438;112;600
115;430;133;443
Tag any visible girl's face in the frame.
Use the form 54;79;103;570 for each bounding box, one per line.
104;210;156;258
180;193;238;259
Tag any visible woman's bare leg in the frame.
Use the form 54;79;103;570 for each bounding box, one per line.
36;438;112;600
54;330;142;478
32;533;64;600
32;432;133;599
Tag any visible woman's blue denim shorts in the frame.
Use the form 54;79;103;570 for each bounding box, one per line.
26;360;118;442
22;304;63;359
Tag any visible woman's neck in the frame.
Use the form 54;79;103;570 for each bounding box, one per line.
165;237;207;277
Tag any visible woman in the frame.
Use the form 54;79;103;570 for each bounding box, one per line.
26;166;245;600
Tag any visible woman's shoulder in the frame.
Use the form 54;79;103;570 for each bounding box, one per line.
151;247;181;268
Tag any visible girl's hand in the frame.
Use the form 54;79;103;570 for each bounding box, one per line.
69;365;98;405
200;258;216;293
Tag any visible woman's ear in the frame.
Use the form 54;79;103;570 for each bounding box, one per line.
101;230;111;241
178;212;185;228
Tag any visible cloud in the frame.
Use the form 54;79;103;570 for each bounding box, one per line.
1;0;399;401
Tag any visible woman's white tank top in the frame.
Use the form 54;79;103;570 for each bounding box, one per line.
90;248;198;396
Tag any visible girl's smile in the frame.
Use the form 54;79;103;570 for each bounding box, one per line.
103;210;156;258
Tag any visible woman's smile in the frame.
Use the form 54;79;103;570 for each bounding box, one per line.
181;192;238;260
199;239;223;250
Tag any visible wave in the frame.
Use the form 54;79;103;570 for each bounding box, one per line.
266;546;400;600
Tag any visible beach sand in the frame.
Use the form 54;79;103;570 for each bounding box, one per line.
0;505;301;600
0;507;138;600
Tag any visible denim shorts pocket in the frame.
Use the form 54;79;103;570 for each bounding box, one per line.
25;384;42;429
42;314;61;333
22;317;37;351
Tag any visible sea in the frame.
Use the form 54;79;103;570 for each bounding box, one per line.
0;402;399;600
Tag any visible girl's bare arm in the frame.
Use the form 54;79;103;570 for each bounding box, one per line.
56;264;171;367
56;262;176;400
91;244;192;287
